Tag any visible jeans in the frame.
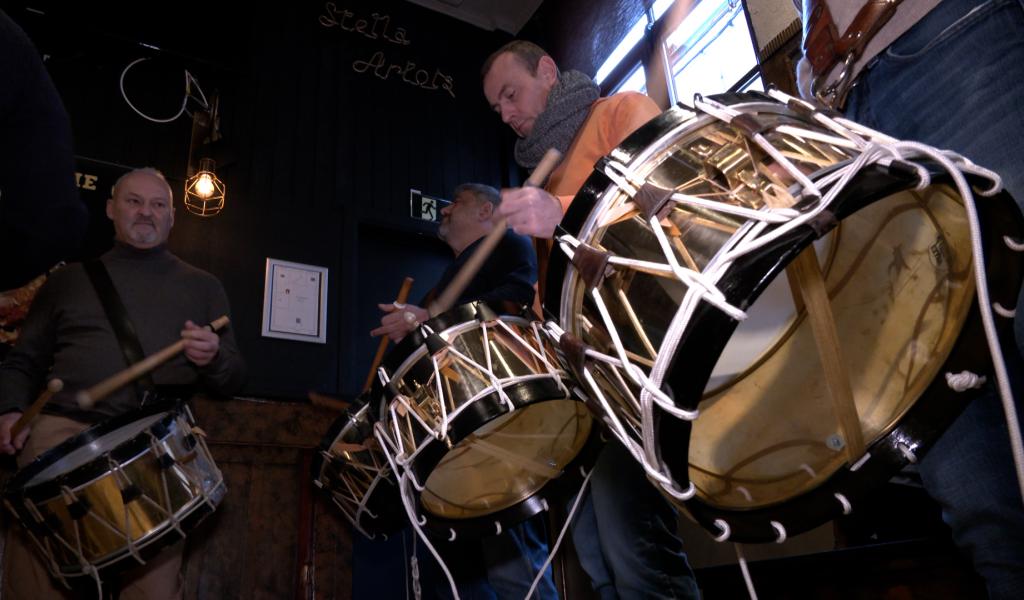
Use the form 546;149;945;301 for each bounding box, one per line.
481;517;558;600
845;1;1024;597
569;441;700;599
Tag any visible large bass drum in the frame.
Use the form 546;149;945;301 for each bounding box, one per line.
545;91;1024;543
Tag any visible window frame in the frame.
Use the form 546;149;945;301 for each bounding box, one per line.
598;0;762;105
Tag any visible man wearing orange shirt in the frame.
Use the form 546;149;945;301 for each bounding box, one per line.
482;40;699;599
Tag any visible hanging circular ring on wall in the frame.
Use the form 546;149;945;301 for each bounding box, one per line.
118;57;209;124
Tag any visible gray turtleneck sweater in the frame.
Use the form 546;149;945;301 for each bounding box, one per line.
0;242;245;421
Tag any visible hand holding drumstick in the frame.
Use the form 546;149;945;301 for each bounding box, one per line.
428;149;562;317
0;378;63;455
77;316;230;410
367;277;416;383
370;277;422;345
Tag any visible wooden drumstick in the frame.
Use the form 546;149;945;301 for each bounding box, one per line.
76;316;230;410
787;248;866;462
308;390;350;412
428;148;562;317
10;379;63;438
363;276;415;393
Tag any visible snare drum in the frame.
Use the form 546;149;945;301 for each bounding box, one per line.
545;91;1024;542
312;401;404;539
376;301;599;539
2;402;225;585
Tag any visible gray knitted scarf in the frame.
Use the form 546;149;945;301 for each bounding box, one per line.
514;70;600;169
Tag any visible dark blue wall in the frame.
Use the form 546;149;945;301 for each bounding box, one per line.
7;0;519;400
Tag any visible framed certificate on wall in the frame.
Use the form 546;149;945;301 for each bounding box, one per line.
261;258;328;344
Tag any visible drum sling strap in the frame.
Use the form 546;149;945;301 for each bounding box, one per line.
803;0;904;106
83;260;156;397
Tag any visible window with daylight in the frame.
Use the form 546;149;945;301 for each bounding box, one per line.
665;0;762;103
595;0;762;103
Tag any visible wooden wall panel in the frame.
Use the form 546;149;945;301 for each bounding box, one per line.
310;493;354;600
181;396;353;600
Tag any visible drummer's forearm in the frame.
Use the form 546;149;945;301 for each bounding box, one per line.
199;343;246;396
0;375;35;415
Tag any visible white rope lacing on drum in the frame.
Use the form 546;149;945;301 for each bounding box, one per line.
946;371;987;392
835;492;853;515
603;160;801;224
386;325;572;477
697;96;824;200
326;442;388;538
459;326;517;414
19;497;69;583
734;543;760;600
850;452;871;472
1004;236;1024;252
59;486;129;566
330;488;369;539
773;124;862;151
993;303;1016;318
85;564;104;598
542;323;694;496
184;417;224;513
526;321;573;398
524;467;594;600
384;400;428;492
713;519;731;542
430;354;453;439
875;138;1024;502
58;485;91;570
105;457;147;566
542;321;697;502
374;423;462;600
408;530;422;600
148;433;187;540
770;521;788;543
358;457;391;521
767;90;870;148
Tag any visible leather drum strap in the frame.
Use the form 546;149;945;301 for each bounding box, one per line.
803;0;904;77
83;260;156;395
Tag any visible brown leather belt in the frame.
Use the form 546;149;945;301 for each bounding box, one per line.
802;0;903;106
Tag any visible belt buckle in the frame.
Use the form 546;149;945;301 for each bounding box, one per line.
812;52;857;109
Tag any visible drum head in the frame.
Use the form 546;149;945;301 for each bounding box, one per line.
26;413;167;487
689;183;973;509
421;398;591;518
6;403;180;498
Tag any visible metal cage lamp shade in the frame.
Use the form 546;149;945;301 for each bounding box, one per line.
184;158;226;217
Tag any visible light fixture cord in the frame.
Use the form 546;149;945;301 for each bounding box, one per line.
119;57;209;123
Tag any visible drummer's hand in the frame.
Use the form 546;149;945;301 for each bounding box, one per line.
182;320;220;367
498;186;563;239
0;412;29;455
371;303;429;343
